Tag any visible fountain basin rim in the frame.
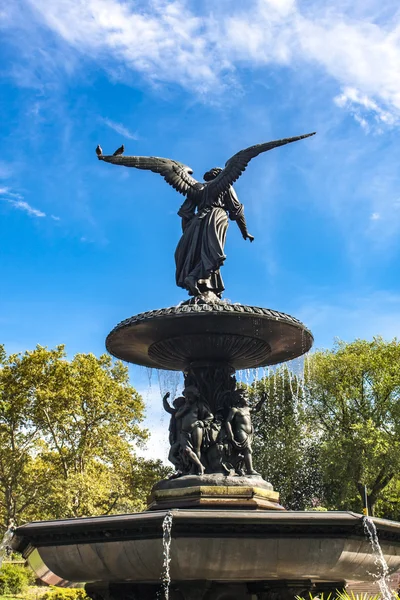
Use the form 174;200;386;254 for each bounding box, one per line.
12;510;400;587
12;510;400;555
105;302;314;369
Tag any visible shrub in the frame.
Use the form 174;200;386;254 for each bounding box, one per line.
42;587;89;599
0;562;35;594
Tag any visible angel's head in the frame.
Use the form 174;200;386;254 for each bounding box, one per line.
203;167;222;182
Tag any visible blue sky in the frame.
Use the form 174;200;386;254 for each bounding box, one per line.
1;0;400;459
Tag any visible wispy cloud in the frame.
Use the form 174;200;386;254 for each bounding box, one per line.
0;187;46;218
10;0;399;128
100;117;139;141
7;199;45;218
334;87;398;132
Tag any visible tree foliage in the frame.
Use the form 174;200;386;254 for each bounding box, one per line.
307;337;400;515
0;344;169;530
251;367;323;510
250;337;400;517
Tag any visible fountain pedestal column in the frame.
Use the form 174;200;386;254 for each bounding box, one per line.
106;300;313;510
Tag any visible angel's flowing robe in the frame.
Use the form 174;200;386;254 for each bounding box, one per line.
175;185;246;296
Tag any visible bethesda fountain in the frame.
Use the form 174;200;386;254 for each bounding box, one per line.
11;133;400;600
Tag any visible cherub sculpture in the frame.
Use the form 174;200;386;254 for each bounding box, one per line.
225;388;267;476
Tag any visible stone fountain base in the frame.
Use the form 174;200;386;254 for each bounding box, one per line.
149;473;283;510
12;509;400;600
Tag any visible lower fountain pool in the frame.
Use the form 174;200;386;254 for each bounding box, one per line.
11;509;400;599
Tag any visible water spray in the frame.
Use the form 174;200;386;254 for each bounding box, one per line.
363;484;369;517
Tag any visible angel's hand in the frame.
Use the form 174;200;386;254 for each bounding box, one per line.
246;233;255;242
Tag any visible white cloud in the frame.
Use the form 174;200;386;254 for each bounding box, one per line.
7;199;46;218
15;0;400;127
371;212;381;220
0;187;46;218
100;117;139;141
334;87;398;131
0;187;24;200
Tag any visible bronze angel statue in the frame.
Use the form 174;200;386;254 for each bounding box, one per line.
97;132;315;298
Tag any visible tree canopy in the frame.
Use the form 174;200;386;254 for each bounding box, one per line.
0;344;169;530
251;337;400;516
251;367;323;510
307;337;400;515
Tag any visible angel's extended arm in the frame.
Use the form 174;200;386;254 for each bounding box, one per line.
98;154;200;198
225;186;254;242
208;132;316;197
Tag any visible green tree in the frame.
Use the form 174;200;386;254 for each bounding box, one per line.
251;367;323;510
0;344;51;528
0;344;169;529
307;337;400;515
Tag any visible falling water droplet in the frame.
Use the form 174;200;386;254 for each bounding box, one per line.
161;511;173;600
0;523;15;569
287;366;297;404
146;367;153;388
363;516;393;600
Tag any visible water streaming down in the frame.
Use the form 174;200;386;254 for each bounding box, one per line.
363;516;393;600
161;511;173;600
287;367;296;403
157;370;181;401
273;368;278;402
295;375;301;404
146;367;153;388
0;523;15;569
227;354;315;409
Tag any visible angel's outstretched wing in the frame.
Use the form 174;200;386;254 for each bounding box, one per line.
99;155;200;197
208;132;316;196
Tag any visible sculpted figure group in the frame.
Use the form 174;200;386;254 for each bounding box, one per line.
163;384;266;477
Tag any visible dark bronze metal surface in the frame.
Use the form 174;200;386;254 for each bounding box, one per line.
106;302;313;370
97;133;315;298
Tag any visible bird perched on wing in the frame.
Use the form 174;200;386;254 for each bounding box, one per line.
95;145;103;157
113;144;125;156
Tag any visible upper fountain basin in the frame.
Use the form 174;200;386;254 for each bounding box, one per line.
106;302;313;370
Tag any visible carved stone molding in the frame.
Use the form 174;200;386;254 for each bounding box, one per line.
106;301;313;370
